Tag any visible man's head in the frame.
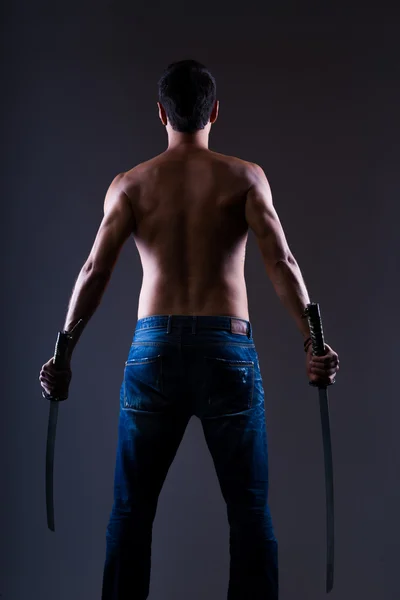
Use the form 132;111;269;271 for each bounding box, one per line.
158;60;218;134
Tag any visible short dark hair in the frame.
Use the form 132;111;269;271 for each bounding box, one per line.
158;60;217;133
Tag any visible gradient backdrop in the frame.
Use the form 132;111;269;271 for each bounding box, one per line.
2;6;399;600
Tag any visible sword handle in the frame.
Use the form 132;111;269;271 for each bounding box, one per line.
304;302;325;356
304;302;328;388
53;330;72;368
41;331;71;401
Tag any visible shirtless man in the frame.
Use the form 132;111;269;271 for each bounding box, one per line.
40;60;339;599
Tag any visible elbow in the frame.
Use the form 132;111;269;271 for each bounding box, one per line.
285;254;297;266
83;261;111;280
274;254;297;268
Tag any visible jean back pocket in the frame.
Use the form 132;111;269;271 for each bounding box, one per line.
123;354;163;410
204;356;255;414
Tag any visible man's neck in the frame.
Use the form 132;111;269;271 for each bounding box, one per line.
167;130;210;151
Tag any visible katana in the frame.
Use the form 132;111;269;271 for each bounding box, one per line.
304;302;335;594
41;319;83;532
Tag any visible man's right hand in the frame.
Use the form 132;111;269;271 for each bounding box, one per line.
306;343;339;386
39;357;72;400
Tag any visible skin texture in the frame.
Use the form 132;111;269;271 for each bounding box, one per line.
39;99;339;398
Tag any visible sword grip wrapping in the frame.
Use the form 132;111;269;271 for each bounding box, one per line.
304;302;330;389
53;331;72;369
42;331;71;401
305;302;325;357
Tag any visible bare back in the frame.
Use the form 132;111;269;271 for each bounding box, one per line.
122;147;253;321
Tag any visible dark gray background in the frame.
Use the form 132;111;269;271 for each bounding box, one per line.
2;5;399;600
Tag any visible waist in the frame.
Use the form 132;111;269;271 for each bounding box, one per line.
134;314;252;339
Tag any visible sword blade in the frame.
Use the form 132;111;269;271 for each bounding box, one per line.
318;386;334;593
46;399;59;532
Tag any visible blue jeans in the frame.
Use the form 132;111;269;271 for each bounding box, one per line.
101;315;279;599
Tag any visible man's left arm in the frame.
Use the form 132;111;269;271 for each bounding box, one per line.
62;172;135;360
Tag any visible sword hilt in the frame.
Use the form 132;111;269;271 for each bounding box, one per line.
303;302;331;388
41;331;71;401
304;302;325;355
41;319;83;401
41;322;79;401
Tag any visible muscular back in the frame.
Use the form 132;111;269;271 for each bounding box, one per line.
122;147;253;321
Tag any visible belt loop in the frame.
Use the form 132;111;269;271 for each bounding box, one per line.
167;315;172;334
247;320;252;339
191;316;197;334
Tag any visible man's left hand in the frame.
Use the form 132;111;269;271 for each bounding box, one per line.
39;357;72;399
306;343;339;386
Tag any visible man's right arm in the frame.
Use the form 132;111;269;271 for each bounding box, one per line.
244;162;311;340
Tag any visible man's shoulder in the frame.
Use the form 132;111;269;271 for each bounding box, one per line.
118;159;152;198
122;155;158;179
120;153;169;189
209;152;263;190
208;150;254;171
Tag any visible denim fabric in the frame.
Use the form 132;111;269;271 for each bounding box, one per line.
101;315;278;599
